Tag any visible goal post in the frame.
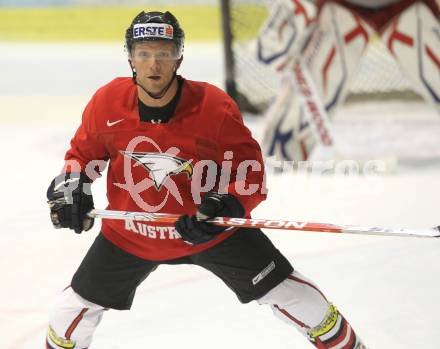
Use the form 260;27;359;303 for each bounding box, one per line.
220;0;238;102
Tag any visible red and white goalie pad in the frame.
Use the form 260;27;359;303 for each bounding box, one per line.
381;1;440;111
262;76;316;162
301;2;374;113
257;0;317;72
261;2;374;161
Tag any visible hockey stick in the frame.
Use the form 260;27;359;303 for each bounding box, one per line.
88;209;440;238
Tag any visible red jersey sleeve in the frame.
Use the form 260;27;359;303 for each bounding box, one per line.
217;99;267;216
63;96;109;176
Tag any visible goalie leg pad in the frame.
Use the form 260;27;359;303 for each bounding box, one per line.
303;2;374;113
46;287;105;349
381;1;440;110
257;0;317;71
258;271;367;348
262;77;315;161
262;2;375;161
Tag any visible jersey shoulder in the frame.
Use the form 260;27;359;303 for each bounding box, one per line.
182;78;242;124
184;78;233;103
93;77;135;102
82;77;138;133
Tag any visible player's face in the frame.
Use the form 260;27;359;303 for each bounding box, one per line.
131;41;179;95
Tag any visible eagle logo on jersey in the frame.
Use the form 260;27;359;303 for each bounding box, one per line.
113;136;194;212
122;151;193;190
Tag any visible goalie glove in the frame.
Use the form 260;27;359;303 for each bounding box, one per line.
47;172;94;234
175;192;245;245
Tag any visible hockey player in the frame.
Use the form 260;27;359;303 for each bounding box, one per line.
258;0;440;161
45;10;367;349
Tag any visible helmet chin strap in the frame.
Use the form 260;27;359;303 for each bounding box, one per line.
136;72;177;100
129;61;177;100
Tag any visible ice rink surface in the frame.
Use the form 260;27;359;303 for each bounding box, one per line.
1;42;440;349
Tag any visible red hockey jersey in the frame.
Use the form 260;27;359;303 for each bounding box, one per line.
63;77;267;260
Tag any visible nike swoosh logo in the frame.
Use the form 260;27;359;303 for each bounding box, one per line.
107;119;124;127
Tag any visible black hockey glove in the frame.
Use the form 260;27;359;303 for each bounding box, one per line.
47;172;94;234
175;192;245;245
